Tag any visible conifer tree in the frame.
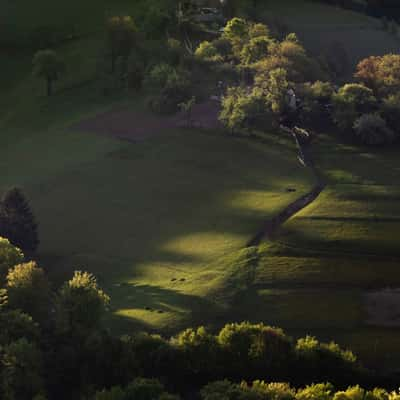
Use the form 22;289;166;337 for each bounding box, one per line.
0;188;39;254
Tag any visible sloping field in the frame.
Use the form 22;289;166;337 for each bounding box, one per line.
253;135;400;368
0;64;315;334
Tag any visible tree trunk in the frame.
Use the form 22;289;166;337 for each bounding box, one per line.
47;78;53;96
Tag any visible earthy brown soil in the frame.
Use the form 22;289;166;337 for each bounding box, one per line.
365;289;400;327
73;100;222;142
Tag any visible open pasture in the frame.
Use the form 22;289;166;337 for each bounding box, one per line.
253;135;400;368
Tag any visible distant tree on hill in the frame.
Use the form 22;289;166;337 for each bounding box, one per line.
32;49;65;96
0;188;39;255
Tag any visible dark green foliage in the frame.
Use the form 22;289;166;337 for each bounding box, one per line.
0;188;39;255
219;85;278;133
381;93;400;130
217;322;294;381
55;271;110;336
6;262;51;324
297;81;334;128
294;336;362;386
332;84;377;132
106;16;138;73
145;63;191;114
0;310;40;346
353;114;396;145
0;238;24;283
0;338;44;400
94;378;180;400
175;326;221;382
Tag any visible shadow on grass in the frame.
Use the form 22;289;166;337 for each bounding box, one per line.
107;283;226;335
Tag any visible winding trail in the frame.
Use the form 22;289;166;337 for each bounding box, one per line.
247;127;326;247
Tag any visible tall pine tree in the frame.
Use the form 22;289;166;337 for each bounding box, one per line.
0;188;39;254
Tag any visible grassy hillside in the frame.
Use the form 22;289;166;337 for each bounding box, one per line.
2;0;140;44
2;0;400;369
260;0;399;72
0;31;315;334
251;135;400;369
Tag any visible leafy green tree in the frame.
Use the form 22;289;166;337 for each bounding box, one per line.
252;381;296;400
217;322;293;380
145;63;179;89
297;81;334;127
255;67;289;115
332;83;377;131
0;238;23;283
94;378;180;400
296;383;334;400
355;54;400;96
175;326;220;380
145;63;191;114
219;86;274;133
0;310;40;346
195;41;222;62
94;386;125;400
0;188;39;255
0;338;44;400
32;49;65;96
200;380;255;400
249;23;270;39
267;38;325;82
56;271;110;336
295;335;358;385
240;36;273;65
223;17;250;57
107;16;138;72
6;262;51;323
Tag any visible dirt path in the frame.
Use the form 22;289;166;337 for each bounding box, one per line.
247;127;326;246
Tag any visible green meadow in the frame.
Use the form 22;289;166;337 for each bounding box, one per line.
251;135;400;368
2;0;400;369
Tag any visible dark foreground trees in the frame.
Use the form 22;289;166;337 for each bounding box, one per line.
0;237;379;400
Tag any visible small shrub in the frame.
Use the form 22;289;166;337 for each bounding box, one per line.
353;114;396;145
